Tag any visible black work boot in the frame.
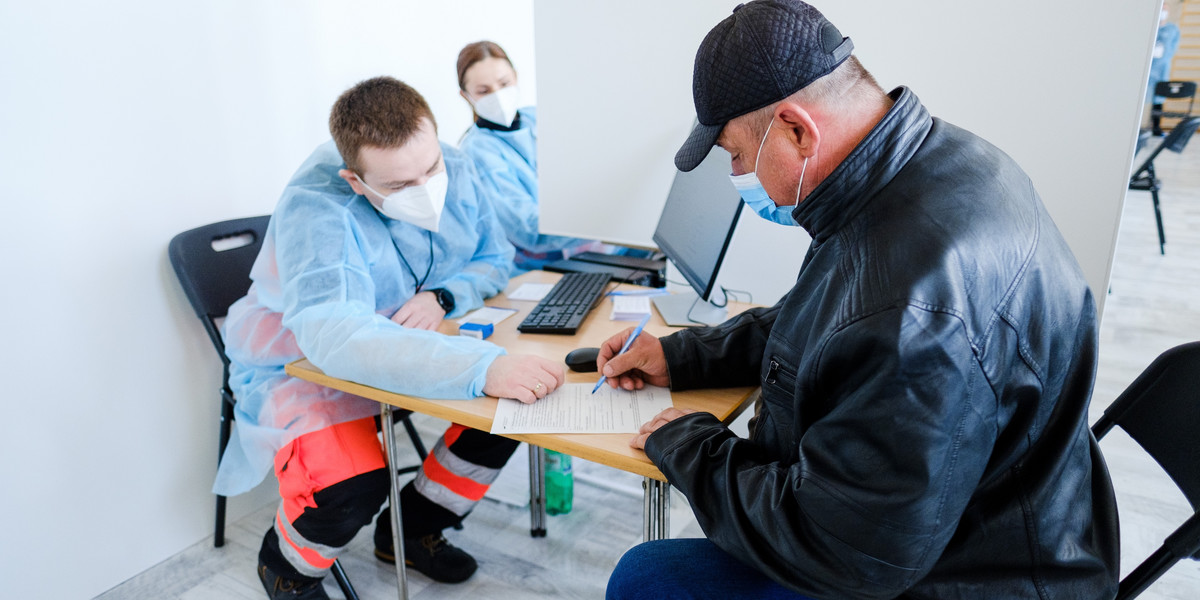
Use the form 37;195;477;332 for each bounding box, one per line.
257;561;330;600
374;533;478;583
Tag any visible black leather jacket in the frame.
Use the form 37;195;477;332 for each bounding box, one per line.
648;88;1119;599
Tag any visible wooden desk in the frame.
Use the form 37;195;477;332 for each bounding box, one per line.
286;271;757;598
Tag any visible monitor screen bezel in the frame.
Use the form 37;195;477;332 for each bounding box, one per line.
651;156;744;303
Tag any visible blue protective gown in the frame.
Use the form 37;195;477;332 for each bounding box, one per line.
458;107;597;270
1149;23;1181;104
214;140;515;496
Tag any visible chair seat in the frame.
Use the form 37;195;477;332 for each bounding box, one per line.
1152;108;1195;118
1128;177;1159;192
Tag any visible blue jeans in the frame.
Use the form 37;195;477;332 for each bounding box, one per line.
606;539;818;600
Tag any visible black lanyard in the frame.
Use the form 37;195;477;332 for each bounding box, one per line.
391;229;435;292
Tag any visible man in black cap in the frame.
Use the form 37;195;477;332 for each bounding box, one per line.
599;1;1119;598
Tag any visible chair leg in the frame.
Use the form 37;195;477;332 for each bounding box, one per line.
390;413;425;476
215;495;227;548
400;413;428;462
216;399;235;547
387;413;459;529
1114;545;1181;600
330;559;360;600
1151;188;1166;254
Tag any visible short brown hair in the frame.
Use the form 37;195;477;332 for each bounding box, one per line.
456;41;512;91
328;76;436;173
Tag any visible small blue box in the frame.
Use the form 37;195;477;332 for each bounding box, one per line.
458;320;493;340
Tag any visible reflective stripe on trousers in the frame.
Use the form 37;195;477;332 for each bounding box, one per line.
271;416;387;578
413;424;505;515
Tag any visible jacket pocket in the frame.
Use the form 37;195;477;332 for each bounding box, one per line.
757;354;799;452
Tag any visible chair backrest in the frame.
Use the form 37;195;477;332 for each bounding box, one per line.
1154;80;1197;100
1093;341;1200;511
1092;341;1200;597
1131;117;1200;180
168;215;270;356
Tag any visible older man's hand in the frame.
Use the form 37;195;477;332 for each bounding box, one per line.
630;407;699;449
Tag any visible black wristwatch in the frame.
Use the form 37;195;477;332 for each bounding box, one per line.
428;288;455;314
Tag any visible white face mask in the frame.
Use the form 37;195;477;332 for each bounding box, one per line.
357;170;448;232
471;86;521;127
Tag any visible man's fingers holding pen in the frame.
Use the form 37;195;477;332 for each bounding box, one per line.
597;331;670;389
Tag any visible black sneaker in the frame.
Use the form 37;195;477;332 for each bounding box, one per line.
374;534;478;583
257;562;330;600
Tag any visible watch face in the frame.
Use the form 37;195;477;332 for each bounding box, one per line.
436;289;454;312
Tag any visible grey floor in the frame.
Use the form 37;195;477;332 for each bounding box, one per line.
100;137;1200;599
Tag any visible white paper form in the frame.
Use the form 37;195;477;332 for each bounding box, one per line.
490;384;673;434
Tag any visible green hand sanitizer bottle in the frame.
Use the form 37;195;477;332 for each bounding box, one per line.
544;449;574;515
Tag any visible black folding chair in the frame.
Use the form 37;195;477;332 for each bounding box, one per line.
1092;341;1200;600
169;216;429;600
1152;80;1197;121
1128;116;1200;254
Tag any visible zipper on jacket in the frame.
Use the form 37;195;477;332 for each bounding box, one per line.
766;359;780;385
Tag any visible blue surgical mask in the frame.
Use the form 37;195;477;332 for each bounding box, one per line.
728;115;807;227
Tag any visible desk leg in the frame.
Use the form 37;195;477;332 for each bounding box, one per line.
658;480;670;540
380;404;409;599
642;477;671;542
528;444;547;537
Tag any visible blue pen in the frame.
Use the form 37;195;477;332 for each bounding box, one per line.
593;312;652;393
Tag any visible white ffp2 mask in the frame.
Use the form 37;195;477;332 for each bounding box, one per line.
472;86;521;127
358;171;448;232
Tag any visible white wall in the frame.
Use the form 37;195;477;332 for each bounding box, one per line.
0;2;535;597
536;0;1162;308
0;2;1163;597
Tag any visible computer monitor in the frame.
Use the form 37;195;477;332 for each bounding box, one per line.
651;146;743;326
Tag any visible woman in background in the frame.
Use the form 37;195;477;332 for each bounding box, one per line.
455;40;607;272
1148;6;1181;136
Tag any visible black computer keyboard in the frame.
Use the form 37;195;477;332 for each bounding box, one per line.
517;271;613;334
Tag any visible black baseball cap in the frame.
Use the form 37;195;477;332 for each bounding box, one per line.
675;0;853;171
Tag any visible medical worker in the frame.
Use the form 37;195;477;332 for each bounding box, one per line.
455;40;603;271
1149;6;1181;136
218;76;565;599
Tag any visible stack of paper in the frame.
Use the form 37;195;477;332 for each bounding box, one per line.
610;295;651;320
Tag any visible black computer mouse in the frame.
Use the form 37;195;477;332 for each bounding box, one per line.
565;347;601;373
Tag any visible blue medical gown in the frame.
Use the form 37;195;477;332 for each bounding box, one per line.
214;140;515;496
458;107;596;270
1150;23;1181;104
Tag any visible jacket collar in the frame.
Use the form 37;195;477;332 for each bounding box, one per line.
475;112;523;132
791;87;932;244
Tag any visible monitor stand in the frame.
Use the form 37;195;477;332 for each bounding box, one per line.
652;291;727;327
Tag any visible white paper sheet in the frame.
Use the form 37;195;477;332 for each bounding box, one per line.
455;306;518;325
506;283;555;301
610;295;651;320
490;383;673;434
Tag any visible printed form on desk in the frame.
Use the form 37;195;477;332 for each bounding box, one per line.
491;384;673;434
